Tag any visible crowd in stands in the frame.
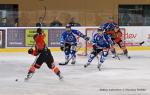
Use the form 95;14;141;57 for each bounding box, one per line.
36;17;81;27
0;16;82;27
0;16;116;27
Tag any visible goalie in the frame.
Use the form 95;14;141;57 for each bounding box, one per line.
84;28;115;70
59;24;89;65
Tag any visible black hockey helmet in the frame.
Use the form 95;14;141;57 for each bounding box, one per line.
36;28;43;34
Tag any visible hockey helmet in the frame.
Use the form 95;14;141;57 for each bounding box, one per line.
66;24;71;32
36;28;42;33
97;28;104;35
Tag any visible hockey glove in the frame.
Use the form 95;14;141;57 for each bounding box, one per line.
60;44;65;51
28;48;33;54
84;36;90;41
93;45;97;51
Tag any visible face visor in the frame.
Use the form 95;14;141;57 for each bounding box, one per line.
114;26;119;32
98;30;103;35
66;27;71;32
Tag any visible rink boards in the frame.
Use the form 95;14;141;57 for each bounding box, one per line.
1;26;150;52
0;46;150;52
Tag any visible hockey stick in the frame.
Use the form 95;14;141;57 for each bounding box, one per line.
139;41;144;46
39;0;47;23
41;6;46;23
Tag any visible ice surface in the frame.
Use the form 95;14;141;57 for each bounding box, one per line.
0;51;150;95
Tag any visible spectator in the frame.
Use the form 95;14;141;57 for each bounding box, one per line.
68;17;81;27
50;17;62;27
122;12;131;26
14;18;19;27
36;17;46;27
0;17;14;27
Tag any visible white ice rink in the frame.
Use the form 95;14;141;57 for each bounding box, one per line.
0;51;150;95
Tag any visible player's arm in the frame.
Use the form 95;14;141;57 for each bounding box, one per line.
73;30;89;41
91;34;99;51
60;32;66;44
106;30;114;35
40;32;46;39
32;47;39;56
100;23;108;30
28;46;38;56
60;32;66;51
104;34;114;47
115;31;122;43
28;34;38;56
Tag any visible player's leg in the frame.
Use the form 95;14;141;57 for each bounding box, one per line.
46;49;63;79
110;39;117;58
25;54;43;80
97;49;108;71
118;41;130;59
70;44;77;64
110;45;117;58
118;41;128;56
64;43;71;64
84;49;101;68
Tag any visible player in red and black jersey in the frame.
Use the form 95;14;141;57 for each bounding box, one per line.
106;25;130;58
25;28;63;81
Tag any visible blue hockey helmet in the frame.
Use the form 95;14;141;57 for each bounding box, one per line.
98;27;103;31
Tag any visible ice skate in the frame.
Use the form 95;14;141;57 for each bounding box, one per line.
71;61;76;65
97;64;102;71
84;63;90;68
58;74;63;80
24;73;33;81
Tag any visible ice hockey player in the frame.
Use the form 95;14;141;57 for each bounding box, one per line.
59;24;90;65
106;25;130;58
84;28;115;70
25;28;63;81
100;17;120;59
100;17;117;32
